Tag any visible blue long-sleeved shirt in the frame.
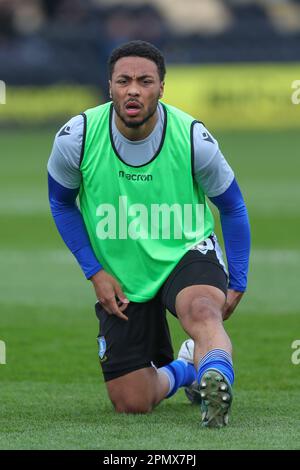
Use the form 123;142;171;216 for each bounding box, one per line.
210;178;250;291
48;173;102;279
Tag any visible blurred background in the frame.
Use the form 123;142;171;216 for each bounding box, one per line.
1;0;300;82
0;0;300;450
0;0;300;125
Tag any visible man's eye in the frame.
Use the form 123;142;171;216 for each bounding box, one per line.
117;80;127;84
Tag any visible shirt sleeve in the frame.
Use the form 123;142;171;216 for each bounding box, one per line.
209;178;251;292
47;114;83;189
192;122;234;197
48;172;102;279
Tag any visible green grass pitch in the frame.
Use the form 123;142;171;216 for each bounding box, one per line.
0;128;299;450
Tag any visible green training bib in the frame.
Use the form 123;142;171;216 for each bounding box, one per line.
79;102;214;301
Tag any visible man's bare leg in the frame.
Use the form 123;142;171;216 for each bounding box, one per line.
175;284;234;427
106;366;170;413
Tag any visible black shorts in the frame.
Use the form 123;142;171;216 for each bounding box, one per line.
95;233;228;381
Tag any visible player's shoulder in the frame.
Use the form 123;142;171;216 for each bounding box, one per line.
162;102;215;141
192;121;218;147
192;122;220;172
54;114;85;157
55;114;84;141
162;101;197;124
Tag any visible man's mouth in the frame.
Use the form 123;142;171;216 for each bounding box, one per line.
125;101;142;117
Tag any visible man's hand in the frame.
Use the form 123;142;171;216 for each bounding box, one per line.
222;289;244;320
91;270;130;321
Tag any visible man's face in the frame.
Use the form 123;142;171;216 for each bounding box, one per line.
109;56;164;128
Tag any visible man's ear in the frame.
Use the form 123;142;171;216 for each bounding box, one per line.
109;80;112;99
159;81;165;99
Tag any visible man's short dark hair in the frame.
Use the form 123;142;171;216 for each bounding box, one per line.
108;40;166;81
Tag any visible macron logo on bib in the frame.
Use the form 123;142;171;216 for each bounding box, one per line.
119;170;153;182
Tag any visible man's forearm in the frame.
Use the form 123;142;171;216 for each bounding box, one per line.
209;178;251;292
48;172;102;279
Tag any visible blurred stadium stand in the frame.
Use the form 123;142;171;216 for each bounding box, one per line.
0;0;300;87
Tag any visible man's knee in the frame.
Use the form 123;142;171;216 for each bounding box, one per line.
112;396;153;414
176;286;225;325
189;297;222;324
106;368;158;414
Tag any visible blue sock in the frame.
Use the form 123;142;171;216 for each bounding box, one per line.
197;349;234;386
159;359;196;398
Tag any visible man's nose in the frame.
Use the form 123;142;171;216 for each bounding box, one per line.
127;82;140;96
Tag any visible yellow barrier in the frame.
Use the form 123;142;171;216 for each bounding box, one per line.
163;64;300;130
0;64;299;129
0;85;99;124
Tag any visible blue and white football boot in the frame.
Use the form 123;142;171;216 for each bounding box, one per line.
178;339;233;428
